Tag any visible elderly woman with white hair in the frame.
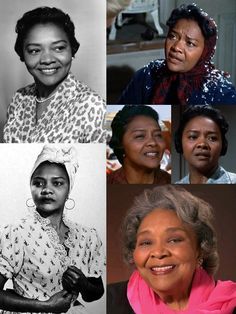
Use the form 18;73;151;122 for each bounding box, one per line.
0;145;105;313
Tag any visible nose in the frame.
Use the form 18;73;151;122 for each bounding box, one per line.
171;39;184;53
196;138;209;149
41;185;53;195
146;135;157;147
150;243;170;259
40;50;55;64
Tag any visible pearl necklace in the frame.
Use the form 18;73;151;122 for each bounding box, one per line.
36;91;57;103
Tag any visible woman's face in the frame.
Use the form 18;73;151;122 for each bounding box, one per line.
181;116;222;173
122;115;166;170
133;208;199;301
165;18;205;73
23;23;72;91
30;162;69;216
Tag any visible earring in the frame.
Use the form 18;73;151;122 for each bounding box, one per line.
26;198;35;208
198;257;203;268
72;56;75;60
65;198;75;210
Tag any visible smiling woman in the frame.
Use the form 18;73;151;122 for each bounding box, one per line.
107;105;171;184
174;105;236;184
3;7;105;143
107;185;236;313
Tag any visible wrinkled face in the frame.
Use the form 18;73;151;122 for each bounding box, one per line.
122;115;166;170
30;162;69;216
133;209;199;299
23;23;72;92
165;19;205;73
181;116;222;174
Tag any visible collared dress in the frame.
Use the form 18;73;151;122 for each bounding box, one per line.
3;73;106;143
0;210;105;314
175;165;236;184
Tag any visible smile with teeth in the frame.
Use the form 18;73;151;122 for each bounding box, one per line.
151;265;175;274
145;152;159;157
40;68;58;74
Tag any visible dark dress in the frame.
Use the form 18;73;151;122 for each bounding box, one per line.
118;60;236;105
107;166;171;184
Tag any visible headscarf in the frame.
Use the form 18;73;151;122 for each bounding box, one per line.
31;145;79;194
127;268;236;313
152;6;224;105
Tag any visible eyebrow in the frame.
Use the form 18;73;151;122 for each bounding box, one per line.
25;40;68;48
137;227;187;236
171;29;199;42
32;176;66;180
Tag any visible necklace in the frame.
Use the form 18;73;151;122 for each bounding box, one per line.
36;91;57;103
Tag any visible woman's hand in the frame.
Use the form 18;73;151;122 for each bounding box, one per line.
62;266;86;294
45;290;74;313
62;266;104;302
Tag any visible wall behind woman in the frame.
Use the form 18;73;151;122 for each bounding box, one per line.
0;143;106;314
0;0;106;140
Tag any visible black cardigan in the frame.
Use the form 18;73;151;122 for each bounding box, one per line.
107;281;134;314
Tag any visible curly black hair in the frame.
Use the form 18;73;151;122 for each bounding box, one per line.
174;105;228;156
166;3;216;39
109;105;160;164
15;7;80;61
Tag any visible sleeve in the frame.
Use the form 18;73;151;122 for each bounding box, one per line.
211;77;236;105
0;224;24;279
75;227;106;278
78;94;106;144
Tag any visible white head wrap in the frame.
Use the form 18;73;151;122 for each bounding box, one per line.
31;145;79;194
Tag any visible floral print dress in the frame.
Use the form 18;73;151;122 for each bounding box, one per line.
0;211;105;314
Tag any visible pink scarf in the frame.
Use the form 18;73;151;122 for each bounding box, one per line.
127;269;236;313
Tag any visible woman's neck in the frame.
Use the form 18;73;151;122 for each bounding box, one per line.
123;163;156;184
188;164;218;184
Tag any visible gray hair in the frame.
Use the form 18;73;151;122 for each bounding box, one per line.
122;185;219;275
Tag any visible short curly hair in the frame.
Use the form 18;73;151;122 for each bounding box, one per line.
122;185;219;275
109;105;160;164
166;3;217;40
15;7;80;61
174;105;228;156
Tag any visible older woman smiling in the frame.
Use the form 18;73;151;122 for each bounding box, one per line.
107;185;236;313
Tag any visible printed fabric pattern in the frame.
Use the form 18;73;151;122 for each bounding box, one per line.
3;73;106;143
0;210;105;314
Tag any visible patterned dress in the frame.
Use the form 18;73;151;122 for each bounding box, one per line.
3;73;106;143
0;210;105;314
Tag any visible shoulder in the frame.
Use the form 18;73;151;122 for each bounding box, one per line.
67;73;105;106
107;167;127;184
175;174;189;184
107;281;134;314
154;168;171;184
198;71;236;104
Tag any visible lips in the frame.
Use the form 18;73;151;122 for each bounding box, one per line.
144;152;160;158
39;68;59;75
150;265;176;275
168;53;183;63
40;197;55;203
195;152;211;158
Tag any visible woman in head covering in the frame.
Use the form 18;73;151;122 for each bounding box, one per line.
4;7;105;143
107;185;236;313
108;105;171;184
118;3;236;105
174;105;236;183
0;145;105;313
